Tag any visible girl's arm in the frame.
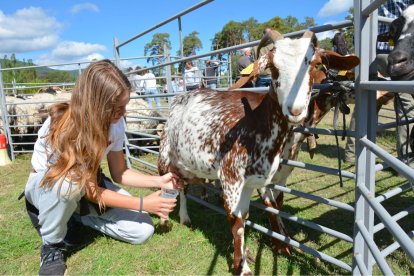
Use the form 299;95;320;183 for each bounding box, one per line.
106;150;180;190
84;183;176;219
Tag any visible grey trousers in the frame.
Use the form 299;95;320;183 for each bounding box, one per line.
25;171;154;245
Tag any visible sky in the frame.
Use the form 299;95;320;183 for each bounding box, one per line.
0;0;353;70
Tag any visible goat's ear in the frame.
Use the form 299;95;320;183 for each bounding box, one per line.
229;60;261;90
320;49;360;70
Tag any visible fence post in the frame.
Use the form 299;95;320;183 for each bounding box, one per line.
0;64;15;160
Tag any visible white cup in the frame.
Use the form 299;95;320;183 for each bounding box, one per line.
160;188;179;199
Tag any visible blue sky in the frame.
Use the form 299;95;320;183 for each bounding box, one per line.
0;0;353;70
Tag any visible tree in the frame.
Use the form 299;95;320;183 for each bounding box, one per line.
182;31;203;57
144;33;172;76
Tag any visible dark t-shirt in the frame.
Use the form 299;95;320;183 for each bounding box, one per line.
237;55;252;76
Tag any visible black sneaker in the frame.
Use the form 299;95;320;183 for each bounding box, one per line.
39;243;67;276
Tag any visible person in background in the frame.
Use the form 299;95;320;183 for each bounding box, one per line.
236;47;254;88
142;68;161;111
128;66;144;95
203;60;219;89
184;61;201;91
344;0;414;167
171;77;184;93
332;29;350;56
24;59;180;275
252;27;273;87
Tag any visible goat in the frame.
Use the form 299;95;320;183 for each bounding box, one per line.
256;51;359;255
158;29;357;275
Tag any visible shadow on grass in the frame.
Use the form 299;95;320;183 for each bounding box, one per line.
159;185;342;275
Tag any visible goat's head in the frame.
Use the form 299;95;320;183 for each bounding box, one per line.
306;49;360;125
387;4;414;80
232;30;320;125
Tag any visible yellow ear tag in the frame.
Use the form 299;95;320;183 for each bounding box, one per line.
388;38;394;46
240;63;254;75
338;70;347;76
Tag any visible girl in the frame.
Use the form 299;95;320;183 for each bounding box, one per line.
25;59;179;275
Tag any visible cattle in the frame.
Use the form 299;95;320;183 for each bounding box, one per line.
387;4;414;81
158;29;359;275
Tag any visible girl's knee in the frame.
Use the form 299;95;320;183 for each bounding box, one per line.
128;223;154;245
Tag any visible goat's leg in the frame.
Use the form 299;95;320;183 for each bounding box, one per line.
257;187;291;255
179;185;191;226
223;186;253;276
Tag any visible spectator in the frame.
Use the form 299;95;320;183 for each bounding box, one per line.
236;47;254;88
171;78;184;93
23;59;180;275
252;27;273;87
344;0;414;168
203;60;219;89
129;66;144;95
332;29;350;56
142;68;161;110
184;61;201;91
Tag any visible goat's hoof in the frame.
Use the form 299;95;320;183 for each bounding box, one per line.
180;219;192;227
158;220;173;233
272;244;292;256
246;248;255;264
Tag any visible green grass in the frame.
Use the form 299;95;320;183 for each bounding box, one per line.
1;103;413;275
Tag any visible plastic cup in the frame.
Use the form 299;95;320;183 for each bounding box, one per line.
160;188;179;199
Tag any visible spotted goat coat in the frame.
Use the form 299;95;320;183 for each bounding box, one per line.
158;30;358;275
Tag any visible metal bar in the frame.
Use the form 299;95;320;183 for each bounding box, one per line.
125;130;160;139
293;127;355;138
380;230;414;259
128;155;157;169
186;194;352;272
355;220;394;275
360;80;414;93
250;201;353;243
361;0;386;17
134;20;355;73
353;254;370;276
358;185;414;261
360;137;414;182
376;118;414;131
269;184;355;212
373;205;414;233
126;143;158;154
280;158;356;179
117;0;214;48
376;183;412;204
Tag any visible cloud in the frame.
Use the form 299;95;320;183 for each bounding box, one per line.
0;7;61;53
318;0;353;17
70;3;99;14
51;41;106;58
36;41;107;69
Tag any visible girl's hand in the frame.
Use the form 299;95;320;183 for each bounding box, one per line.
159;172;183;191
143;190;176;219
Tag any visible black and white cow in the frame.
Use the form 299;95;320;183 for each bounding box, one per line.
387;4;414;80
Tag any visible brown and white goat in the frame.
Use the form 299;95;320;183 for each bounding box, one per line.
158;30;356;275
256;50;359;255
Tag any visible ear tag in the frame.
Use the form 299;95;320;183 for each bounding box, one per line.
388;38;394;46
338;70;347;76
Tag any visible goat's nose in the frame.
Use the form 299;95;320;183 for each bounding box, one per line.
288;106;303;116
388;50;408;67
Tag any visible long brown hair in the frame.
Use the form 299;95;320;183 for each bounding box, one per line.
41;60;131;202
